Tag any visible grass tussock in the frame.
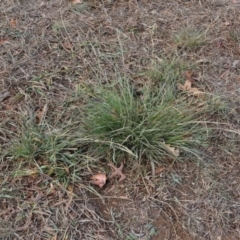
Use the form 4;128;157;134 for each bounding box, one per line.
7;58;228;180
82;65;213;164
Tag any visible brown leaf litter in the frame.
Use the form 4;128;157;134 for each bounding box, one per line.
108;162;126;182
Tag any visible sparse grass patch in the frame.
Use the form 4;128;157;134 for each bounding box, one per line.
229;28;240;43
148;58;194;96
52;21;66;33
7;111;90;184
173;27;207;50
71;1;91;13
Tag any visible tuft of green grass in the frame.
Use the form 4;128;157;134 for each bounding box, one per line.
149;58;192;83
148;58;194;98
173;27;206;50
6;56;228;181
82;74;211;165
8;112;90;184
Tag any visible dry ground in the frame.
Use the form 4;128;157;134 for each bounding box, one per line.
1;0;240;239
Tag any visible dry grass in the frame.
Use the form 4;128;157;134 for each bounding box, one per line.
1;0;240;239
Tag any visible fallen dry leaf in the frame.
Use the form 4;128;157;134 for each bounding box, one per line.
184;71;193;80
10;19;17;28
155;166;165;174
177;79;192;91
177;78;203;97
108;162;126;182
187;87;204;97
36;104;48;123
62;42;73;50
163;143;180;158
90;174;107;188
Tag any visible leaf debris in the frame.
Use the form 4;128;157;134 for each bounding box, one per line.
90;174;107;188
108;162;126;182
177;72;203;97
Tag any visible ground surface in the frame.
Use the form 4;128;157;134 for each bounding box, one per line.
0;0;240;239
